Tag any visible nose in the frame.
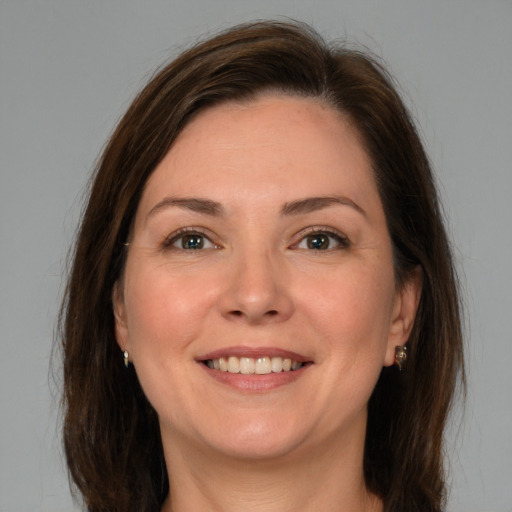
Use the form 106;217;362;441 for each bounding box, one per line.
219;247;294;325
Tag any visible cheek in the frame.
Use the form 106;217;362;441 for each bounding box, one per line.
123;264;215;357
300;260;396;360
121;265;218;423
287;261;397;437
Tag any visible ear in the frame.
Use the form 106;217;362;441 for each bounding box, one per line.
384;266;423;366
112;282;129;352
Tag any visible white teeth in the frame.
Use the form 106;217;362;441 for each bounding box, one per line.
219;357;228;372
205;356;304;374
255;356;271;374
271;357;283;373
227;356;240;373
239;357;255;374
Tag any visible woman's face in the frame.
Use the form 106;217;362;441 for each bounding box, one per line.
114;95;419;461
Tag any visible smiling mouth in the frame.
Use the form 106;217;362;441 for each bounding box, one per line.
203;356;306;374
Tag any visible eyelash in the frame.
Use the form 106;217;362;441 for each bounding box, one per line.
162;226;350;252
162;227;219;251
291;227;350;251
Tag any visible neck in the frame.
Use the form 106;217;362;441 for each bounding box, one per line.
160;424;382;512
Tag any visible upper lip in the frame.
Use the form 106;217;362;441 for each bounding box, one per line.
197;346;311;363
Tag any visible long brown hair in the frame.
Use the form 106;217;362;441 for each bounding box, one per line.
59;21;464;511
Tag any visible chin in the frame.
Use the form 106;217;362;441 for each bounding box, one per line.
197;414;310;461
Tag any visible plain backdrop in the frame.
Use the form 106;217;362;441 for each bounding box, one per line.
1;1;511;511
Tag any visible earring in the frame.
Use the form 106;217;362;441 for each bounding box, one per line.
123;350;130;368
395;345;407;371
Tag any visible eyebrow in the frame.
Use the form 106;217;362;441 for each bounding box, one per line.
281;196;366;217
147;197;225;220
146;194;366;221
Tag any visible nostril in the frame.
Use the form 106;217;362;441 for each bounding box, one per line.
228;309;278;318
225;307;286;323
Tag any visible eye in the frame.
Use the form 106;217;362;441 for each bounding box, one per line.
164;229;218;250
294;229;349;251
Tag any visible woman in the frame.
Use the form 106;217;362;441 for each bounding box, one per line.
60;21;464;512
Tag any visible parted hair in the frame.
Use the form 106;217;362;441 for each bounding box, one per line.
60;20;464;512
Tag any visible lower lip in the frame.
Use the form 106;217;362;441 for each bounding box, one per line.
199;363;311;392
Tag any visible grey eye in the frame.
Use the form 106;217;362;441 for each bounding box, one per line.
296;232;348;250
306;233;330;250
167;232;217;250
180;234;205;249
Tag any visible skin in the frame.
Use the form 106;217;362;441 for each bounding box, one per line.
113;95;421;512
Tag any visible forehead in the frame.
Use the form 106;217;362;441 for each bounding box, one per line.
137;94;380;216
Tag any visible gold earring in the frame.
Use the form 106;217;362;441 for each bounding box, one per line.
123;350;130;368
395;345;407;371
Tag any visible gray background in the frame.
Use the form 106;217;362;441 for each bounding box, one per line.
1;1;511;511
